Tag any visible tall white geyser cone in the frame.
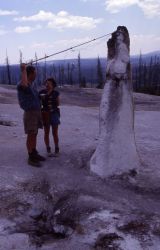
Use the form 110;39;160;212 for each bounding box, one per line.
90;26;140;178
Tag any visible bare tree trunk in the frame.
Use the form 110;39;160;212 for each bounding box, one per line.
19;50;23;64
35;52;40;87
90;26;140;178
43;54;47;83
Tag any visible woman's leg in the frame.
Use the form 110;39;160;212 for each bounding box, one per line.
42;111;50;148
52;126;59;152
44;126;50;149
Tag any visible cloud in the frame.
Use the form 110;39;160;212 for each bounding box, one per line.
14;25;42;33
14;10;103;30
138;1;160;18
105;0;137;13
47;13;102;30
14;10;54;22
0;9;18;16
105;0;160;18
31;42;47;49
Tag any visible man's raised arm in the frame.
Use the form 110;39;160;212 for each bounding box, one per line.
20;63;28;87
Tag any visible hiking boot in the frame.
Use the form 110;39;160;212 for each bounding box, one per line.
28;157;41;167
33;149;46;161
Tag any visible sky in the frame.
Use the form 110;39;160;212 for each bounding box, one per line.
0;0;160;64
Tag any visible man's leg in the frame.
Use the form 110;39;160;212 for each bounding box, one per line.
27;132;41;166
26;132;37;153
24;110;45;166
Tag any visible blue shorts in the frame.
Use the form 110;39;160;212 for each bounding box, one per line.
50;112;60;127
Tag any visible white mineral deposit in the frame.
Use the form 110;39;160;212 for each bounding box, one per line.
90;26;141;178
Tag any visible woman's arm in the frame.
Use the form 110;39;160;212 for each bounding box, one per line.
56;96;60;106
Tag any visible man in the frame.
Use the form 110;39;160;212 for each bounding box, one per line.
17;63;45;167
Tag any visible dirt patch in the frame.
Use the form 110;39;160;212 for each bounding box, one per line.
94;233;123;250
0;120;15;126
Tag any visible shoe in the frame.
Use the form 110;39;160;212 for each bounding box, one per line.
28;158;41;167
46;146;54;157
53;146;59;157
55;146;59;154
33;149;46;161
47;146;51;153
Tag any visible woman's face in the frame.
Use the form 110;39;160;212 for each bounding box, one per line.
29;70;36;82
45;80;53;91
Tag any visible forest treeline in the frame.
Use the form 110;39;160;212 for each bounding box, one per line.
0;52;160;95
133;53;160;95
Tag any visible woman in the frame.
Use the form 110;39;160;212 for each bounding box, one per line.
39;78;60;156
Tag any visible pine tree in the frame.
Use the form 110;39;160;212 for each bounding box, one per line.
67;62;70;85
78;52;82;87
6;50;11;85
96;56;104;88
70;63;75;85
135;67;138;91
138;51;142;89
52;63;57;82
60;64;65;85
142;63;147;91
148;56;153;89
58;65;61;86
81;76;86;88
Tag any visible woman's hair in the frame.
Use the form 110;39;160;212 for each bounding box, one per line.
46;78;57;87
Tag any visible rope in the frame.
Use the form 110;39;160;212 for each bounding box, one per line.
28;32;112;64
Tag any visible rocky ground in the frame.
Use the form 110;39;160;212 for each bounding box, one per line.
0;84;160;250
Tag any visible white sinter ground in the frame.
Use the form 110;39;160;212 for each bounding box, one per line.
0;85;160;249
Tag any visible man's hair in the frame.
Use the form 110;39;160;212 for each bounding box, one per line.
26;65;35;76
46;77;57;87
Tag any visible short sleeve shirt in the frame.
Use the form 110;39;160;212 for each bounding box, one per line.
17;83;41;111
39;89;59;112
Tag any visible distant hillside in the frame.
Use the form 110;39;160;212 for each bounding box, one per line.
38;50;160;67
0;50;159;68
131;50;160;65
